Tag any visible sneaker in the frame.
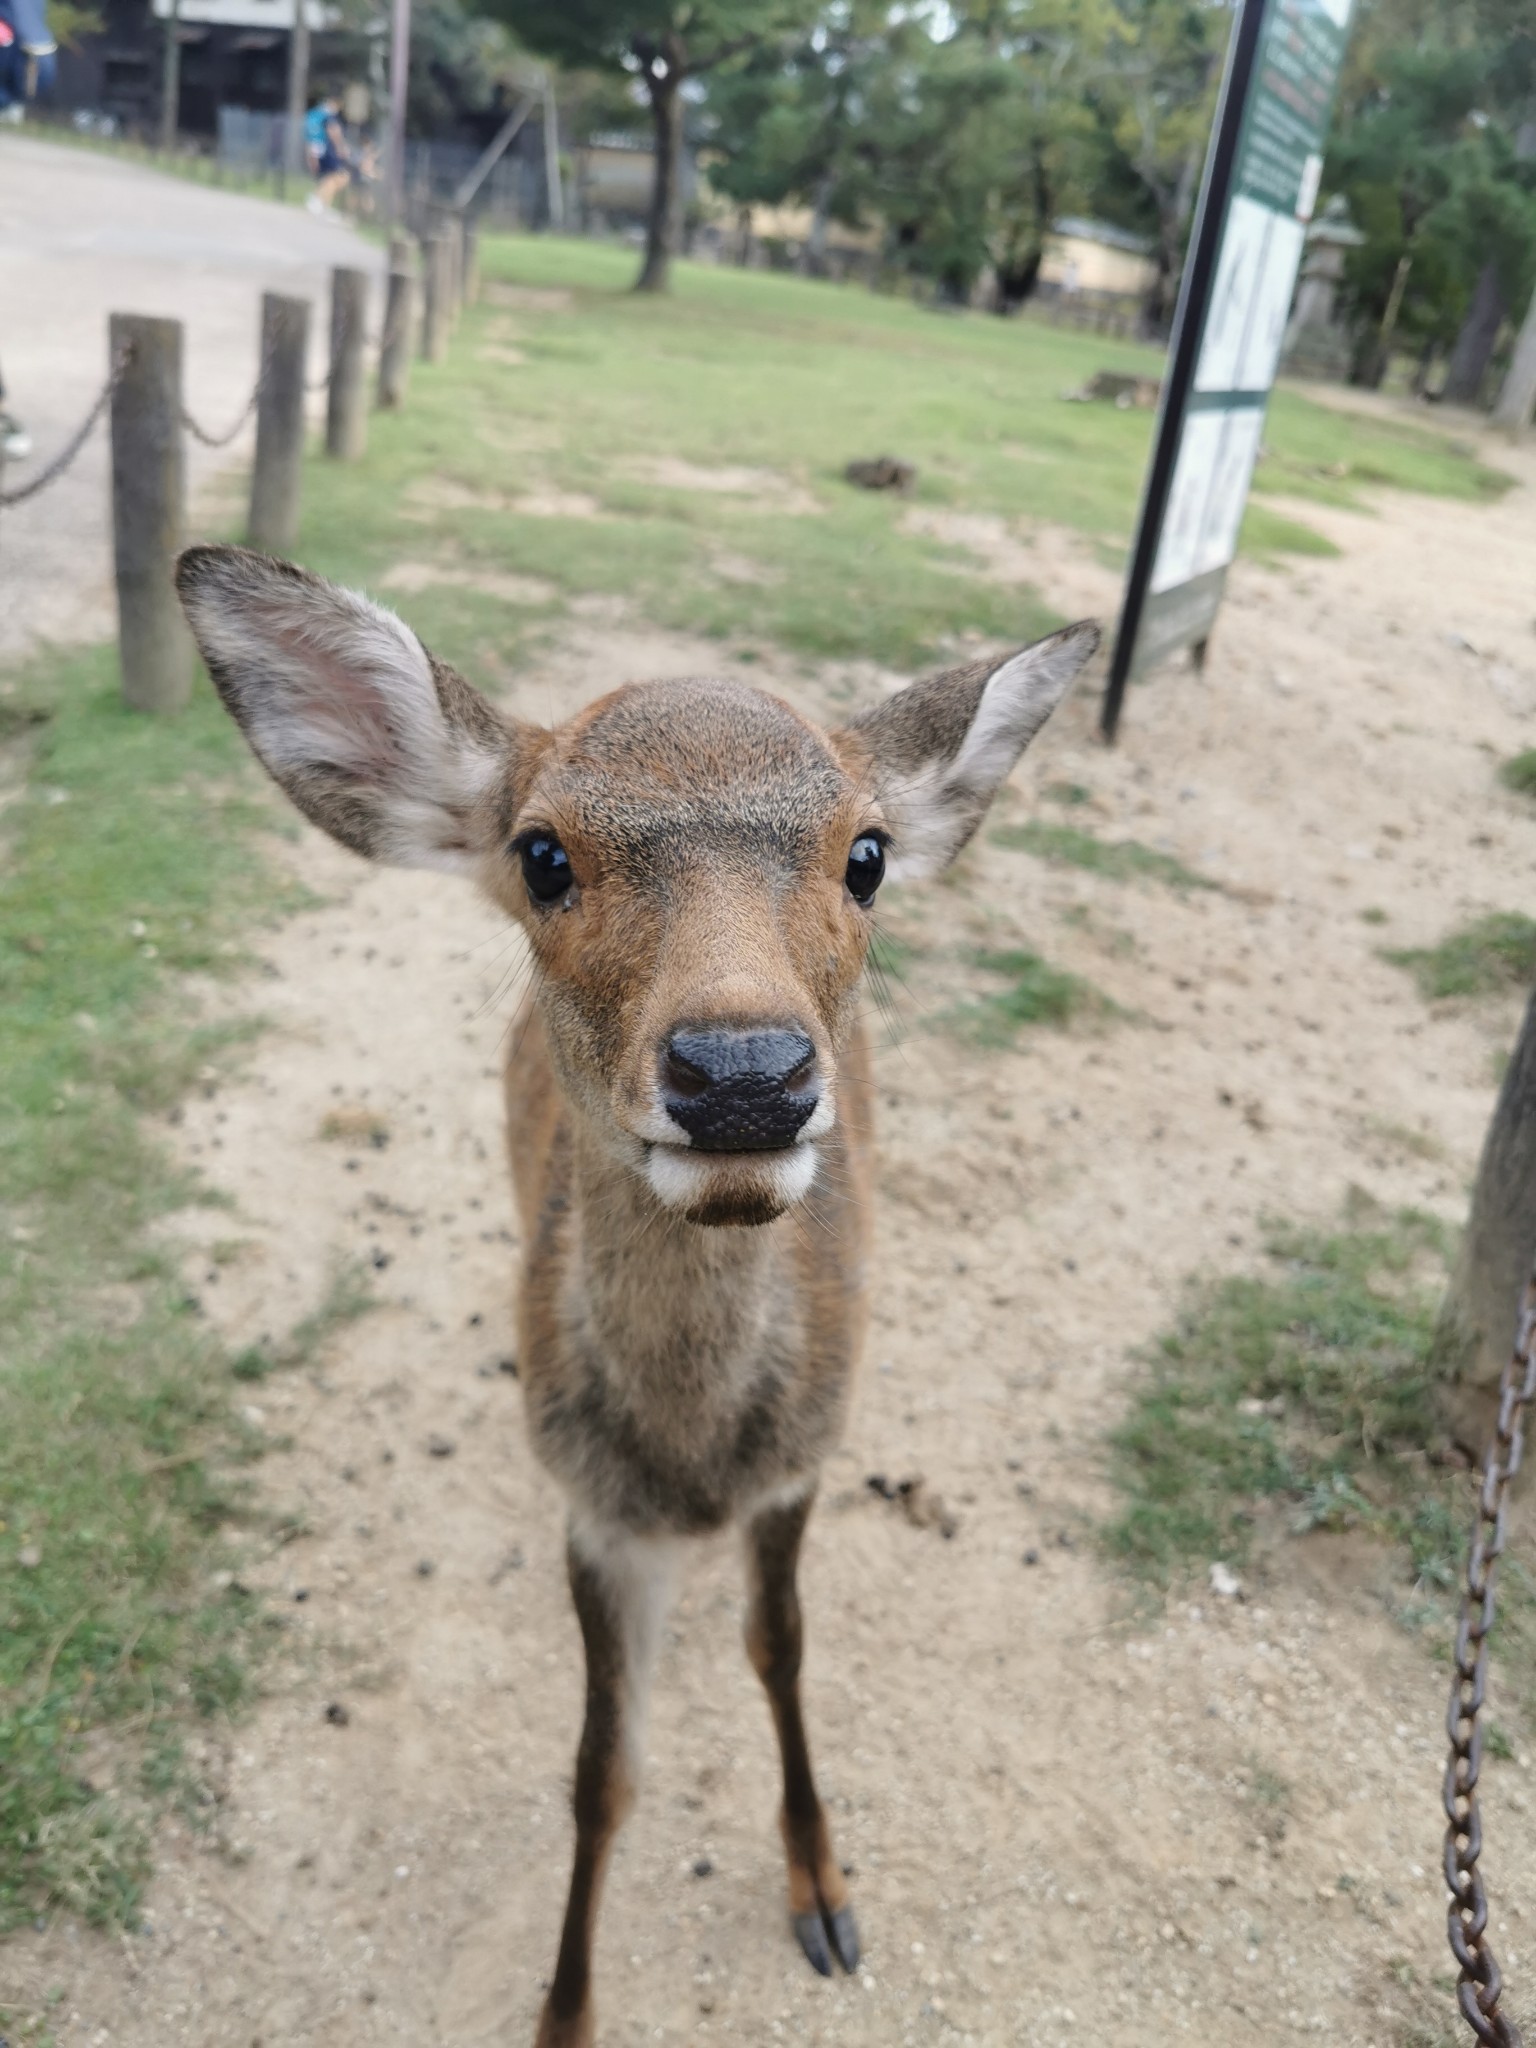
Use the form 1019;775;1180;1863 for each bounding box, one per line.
305;192;326;216
0;411;31;460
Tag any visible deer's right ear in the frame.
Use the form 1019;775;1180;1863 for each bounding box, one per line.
176;544;515;874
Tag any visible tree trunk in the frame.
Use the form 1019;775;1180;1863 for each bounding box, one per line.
1441;260;1506;407
1492;275;1536;435
282;0;310;189
1436;982;1536;1457
636;60;683;295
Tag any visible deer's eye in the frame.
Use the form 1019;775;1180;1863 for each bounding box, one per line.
845;834;885;905
519;833;572;905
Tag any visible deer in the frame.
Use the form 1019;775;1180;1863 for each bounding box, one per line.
174;542;1100;2048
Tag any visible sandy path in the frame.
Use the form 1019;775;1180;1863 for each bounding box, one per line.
5;416;1536;2046
0;136;384;663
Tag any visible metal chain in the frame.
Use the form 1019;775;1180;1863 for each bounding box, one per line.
0;342;135;508
1445;1271;1536;2047
180;315;284;448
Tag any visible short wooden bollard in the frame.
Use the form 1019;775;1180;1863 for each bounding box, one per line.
325;266;369;460
378;236;415;410
109;312;194;714
421;231;451;363
248;292;309;554
462;221;480;308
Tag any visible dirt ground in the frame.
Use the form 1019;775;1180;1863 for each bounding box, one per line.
0;135;382;664
7;404;1536;2048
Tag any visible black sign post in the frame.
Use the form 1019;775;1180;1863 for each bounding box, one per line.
1101;0;1355;741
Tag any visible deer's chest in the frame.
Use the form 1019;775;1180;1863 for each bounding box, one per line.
522;1314;853;1538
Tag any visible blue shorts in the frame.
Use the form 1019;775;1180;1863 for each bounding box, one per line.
316;147;347;179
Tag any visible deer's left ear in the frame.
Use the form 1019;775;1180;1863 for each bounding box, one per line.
834;621;1100;882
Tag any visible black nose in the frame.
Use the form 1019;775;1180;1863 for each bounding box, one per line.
661;1028;818;1153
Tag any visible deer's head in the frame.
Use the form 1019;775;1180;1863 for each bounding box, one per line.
177;546;1097;1227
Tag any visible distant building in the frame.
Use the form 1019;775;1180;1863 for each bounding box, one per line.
1038;218;1158;302
49;0;351;141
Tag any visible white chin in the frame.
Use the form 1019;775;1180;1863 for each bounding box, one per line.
644;1143;820;1216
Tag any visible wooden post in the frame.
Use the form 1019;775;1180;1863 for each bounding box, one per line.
462;218;480;307
378;237;415;409
248;292;309;554
421;229;451;362
325;266;369;459
110;313;194;714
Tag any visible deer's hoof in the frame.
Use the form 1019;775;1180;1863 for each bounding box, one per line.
791;1901;860;1977
829;1903;861;1973
792;1910;834;1977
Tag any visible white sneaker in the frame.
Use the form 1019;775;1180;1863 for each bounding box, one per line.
1;412;31;460
306;193;326;216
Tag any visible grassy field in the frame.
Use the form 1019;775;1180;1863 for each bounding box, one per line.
0;227;1514;1943
291;235;1510;678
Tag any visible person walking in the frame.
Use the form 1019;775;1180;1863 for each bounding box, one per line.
304;93;352;214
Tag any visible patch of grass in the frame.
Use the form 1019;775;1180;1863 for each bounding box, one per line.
228;1260;373;1384
0;640;317;1932
1360;906;1389;926
1498;749;1536;799
992;818;1218;893
1108;1202;1536;1702
953;946;1111;1043
318;1104;391;1148
1105;1204;1453;1584
1043;780;1092;806
1385;912;1536;1000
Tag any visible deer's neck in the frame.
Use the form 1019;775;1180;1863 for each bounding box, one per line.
564;1125;789;1417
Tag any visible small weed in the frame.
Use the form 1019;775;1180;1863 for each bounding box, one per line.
992;819;1218;894
1385;913;1536;1000
227;1261;373;1386
1360;1116;1449;1165
1485;1720;1517;1762
319;1104;391;1148
1498;750;1536;799
955;947;1112;1043
1360;906;1389;926
1043;780;1093;806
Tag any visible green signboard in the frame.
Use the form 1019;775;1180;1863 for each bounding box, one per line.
1102;0;1355;738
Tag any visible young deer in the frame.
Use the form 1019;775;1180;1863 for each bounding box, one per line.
175;543;1099;2047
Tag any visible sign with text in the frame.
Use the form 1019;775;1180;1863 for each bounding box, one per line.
1101;0;1354;738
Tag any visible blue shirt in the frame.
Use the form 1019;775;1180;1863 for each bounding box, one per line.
305;106;331;152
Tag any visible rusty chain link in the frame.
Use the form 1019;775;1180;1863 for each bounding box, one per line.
180;308;291;449
0;340;135;508
1445;1271;1536;2047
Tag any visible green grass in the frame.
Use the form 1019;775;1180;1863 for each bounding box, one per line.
0;641;327;1930
1385;912;1536;1000
278;233;1509;684
1106;1204;1457;1585
1102;1199;1536;1709
954;946;1111;1043
991;818;1218;893
1498;749;1536;799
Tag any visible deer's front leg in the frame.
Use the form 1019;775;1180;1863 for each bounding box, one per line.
536;1523;674;2048
744;1488;860;1978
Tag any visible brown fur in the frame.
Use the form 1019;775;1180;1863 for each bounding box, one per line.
173;544;1098;2046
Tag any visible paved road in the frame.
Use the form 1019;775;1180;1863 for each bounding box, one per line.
0;135;387;663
